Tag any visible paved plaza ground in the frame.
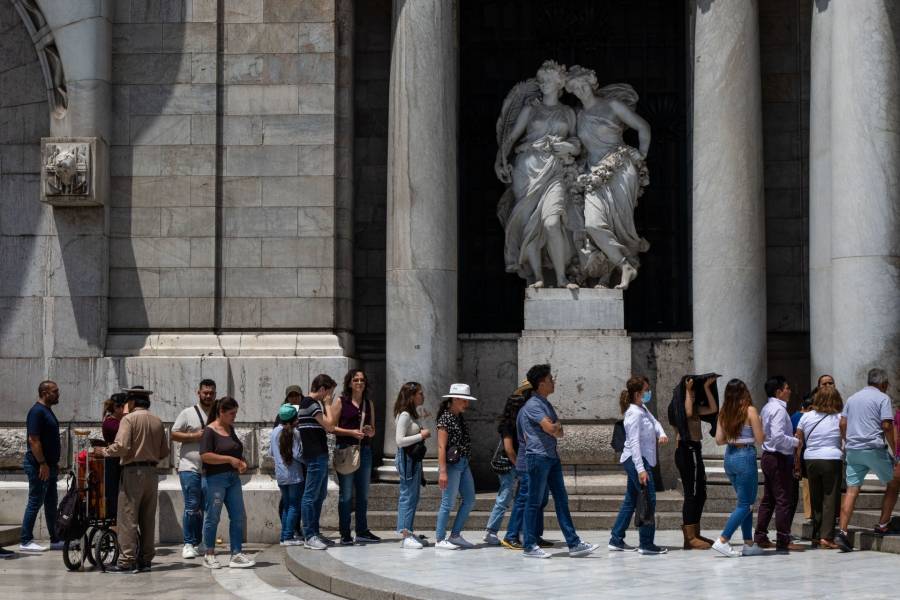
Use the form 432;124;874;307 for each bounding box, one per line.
6;529;897;600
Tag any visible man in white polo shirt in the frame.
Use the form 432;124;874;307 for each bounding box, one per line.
171;378;216;559
835;368;899;552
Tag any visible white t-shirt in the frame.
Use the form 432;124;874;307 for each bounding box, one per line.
172;405;208;473
797;411;842;460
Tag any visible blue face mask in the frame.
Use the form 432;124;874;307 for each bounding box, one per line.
642;390;652;404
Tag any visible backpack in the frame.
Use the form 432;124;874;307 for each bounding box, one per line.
55;472;87;541
610;420;626;453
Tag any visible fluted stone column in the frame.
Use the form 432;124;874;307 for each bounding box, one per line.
808;2;833;385
830;0;900;391
384;0;458;458
692;0;767;401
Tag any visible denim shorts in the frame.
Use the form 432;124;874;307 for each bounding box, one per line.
845;448;896;487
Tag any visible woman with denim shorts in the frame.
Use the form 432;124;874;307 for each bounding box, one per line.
711;379;765;557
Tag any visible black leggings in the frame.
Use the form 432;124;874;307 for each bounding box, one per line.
675;439;707;524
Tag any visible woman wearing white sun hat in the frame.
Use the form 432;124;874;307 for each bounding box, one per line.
434;383;478;550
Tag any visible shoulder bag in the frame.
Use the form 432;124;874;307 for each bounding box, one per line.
490;438;513;474
334;400;365;475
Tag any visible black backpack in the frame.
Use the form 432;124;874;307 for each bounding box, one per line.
610;420;626;453
55;473;87;541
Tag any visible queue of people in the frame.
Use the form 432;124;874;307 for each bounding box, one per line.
9;364;897;567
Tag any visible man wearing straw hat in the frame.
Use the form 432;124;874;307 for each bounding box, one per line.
99;386;169;573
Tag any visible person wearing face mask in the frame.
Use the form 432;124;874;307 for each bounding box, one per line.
609;376;669;555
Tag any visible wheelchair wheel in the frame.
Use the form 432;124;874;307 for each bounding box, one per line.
63;535;86;571
94;529;119;569
85;526;99;566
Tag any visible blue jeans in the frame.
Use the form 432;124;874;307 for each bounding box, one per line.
279;482;304;543
504;468;547;543
337;444;372;536
21;459;58;544
203;471;245;554
524;455;580;549
486;470;517;533
610;458;657;549
395;450;422;534
178;471;206;546
301;454;329;539
721;445;759;541
435;457;475;541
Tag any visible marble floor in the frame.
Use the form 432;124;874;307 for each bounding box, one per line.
319;529;900;600
0;543;339;599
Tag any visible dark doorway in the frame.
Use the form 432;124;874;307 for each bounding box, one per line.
459;0;690;333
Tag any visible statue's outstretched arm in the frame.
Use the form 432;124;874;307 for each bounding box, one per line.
610;99;651;157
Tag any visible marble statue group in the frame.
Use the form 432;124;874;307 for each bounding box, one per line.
495;60;651;290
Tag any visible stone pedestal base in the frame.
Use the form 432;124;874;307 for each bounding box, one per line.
519;288;631;466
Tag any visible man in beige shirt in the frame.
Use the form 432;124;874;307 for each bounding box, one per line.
99;386;169;573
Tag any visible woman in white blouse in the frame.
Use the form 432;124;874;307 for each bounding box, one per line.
794;385;843;549
608;375;669;555
393;382;431;549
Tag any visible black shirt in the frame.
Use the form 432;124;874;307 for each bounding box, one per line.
26;402;60;466
200;427;244;476
498;421;519;456
297;396;328;459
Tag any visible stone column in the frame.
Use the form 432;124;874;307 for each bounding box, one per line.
384;0;458;458
692;0;767;400
830;0;900;391
808;2;832;385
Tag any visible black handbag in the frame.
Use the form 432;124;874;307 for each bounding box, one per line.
490;439;512;474
634;484;654;528
611;420;626;452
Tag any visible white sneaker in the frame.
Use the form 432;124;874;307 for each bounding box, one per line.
741;543;764;556
483;531;500;545
523;546;551;559
569;542;599;558
18;541;46;553
279;539;303;546
401;536;424;549
712;539;736;557
202;554;222;569
49;541;65;550
182;543;200;559
447;535;474;549
229;553;255;568
304;536;328;550
435;539;460;550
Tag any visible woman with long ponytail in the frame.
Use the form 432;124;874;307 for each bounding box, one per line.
609;375;669;555
711;379;765;557
393;382;431;549
270;404;304;546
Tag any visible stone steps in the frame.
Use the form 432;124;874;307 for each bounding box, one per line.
0;524;20;547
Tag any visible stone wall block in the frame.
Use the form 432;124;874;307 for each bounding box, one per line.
298;22;335;53
109;297;189;328
224;238;263;267
225;146;299;176
298;84;335;114
296;52;335;84
298;206;334;236
45;297;105;358
47;235;107;297
190;237;216;267
262;0;334;24
113;53;192;85
113;24;163;54
190;176;215;206
110;207;162;237
111;146;163;176
222;298;262;328
1;174;54;235
261;237;334;268
187;0;217;22
225;84;300;115
223;116;264;145
111;175;191;207
297;144;335;176
130;84;216;115
225;0;263;23
161;145;216;175
159;267;215;297
261;176;334;206
189;297;214;327
109;268;161;298
160;206;215;236
130;115;193;145
190;52;216;84
0;298;44;358
223;176;262;206
298;267;333;297
225;267;299;297
262;115;334;145
0;235;50;296
260;297;334;328
229;357;311;420
223;206;298;237
225;24;299;54
110;237;191;268
162;23;218;53
190;115;216;144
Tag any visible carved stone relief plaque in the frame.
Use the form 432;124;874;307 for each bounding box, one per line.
41;137;103;206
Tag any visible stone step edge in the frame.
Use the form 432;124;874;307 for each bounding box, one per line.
0;524;20;547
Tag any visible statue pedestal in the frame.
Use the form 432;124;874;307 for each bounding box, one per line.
518;288;630;465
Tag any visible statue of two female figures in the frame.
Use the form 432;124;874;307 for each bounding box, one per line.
495;61;651;290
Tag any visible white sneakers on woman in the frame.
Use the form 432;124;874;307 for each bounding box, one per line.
202;553;255;568
401;536;424;549
711;539;737;557
435;539;460;550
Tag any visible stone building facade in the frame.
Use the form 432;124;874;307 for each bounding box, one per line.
0;0;897;539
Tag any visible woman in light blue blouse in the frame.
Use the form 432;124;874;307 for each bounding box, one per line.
609;375;669;555
270;404;304;546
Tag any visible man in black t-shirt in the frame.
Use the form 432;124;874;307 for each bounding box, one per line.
298;374;337;550
19;380;62;553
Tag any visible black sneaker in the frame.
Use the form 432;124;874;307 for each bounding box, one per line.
535;537;554;548
834;530;853;553
317;535;335;547
105;564;137;574
0;548;15;559
355;530;381;543
874;523;900;536
135;561;151;573
340;534;354;546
